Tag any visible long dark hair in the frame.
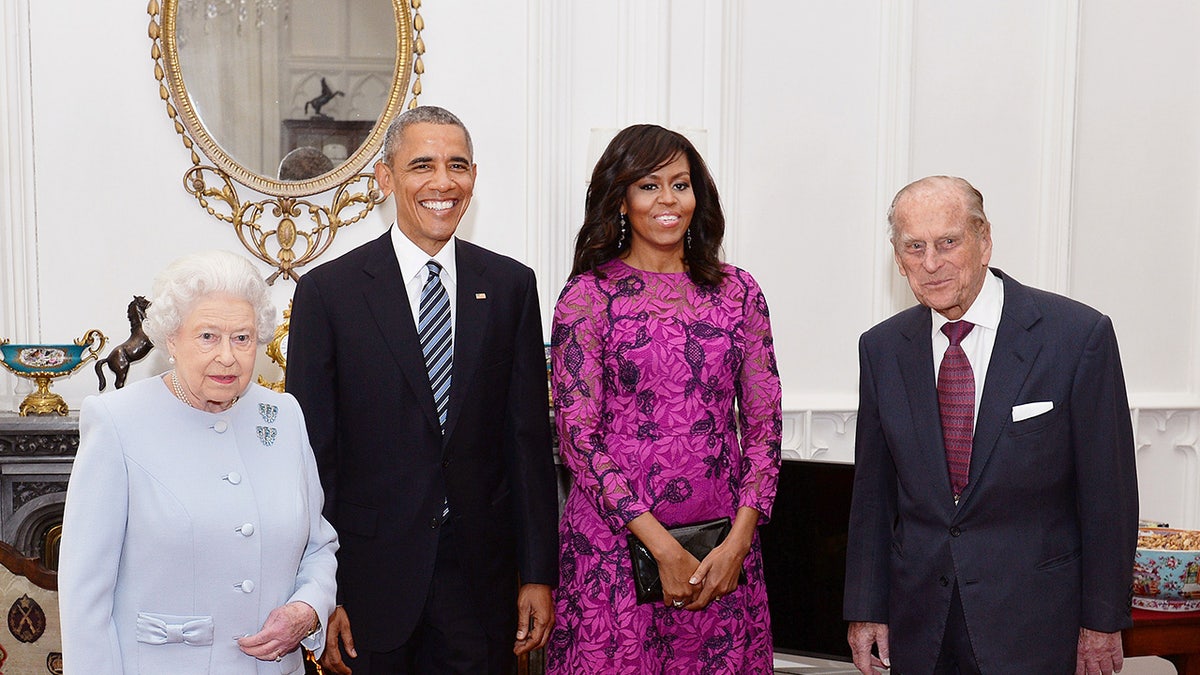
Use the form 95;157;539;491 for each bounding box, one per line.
570;124;726;286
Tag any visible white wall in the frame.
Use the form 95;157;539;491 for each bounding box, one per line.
2;0;1198;527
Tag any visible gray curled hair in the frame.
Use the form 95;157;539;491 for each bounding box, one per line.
142;250;276;347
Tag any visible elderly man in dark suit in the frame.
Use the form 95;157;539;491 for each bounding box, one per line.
287;105;558;674
843;176;1138;674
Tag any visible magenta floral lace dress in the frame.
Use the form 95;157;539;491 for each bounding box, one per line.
547;259;782;674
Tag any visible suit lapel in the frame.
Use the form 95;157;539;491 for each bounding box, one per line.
961;270;1043;505
442;242;491;444
360;233;441;432
895;308;955;502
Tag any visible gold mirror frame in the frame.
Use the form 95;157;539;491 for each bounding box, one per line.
146;0;425;283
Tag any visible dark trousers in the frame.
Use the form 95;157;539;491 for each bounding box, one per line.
344;522;513;675
932;583;981;675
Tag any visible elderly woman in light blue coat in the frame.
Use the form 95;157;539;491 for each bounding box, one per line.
59;250;338;674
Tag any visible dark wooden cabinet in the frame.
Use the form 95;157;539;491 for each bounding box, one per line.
281;119;375;164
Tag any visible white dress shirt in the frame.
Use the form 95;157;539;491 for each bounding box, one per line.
931;269;1005;422
391;224;457;342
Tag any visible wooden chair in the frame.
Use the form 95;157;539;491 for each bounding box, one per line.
0;539;61;673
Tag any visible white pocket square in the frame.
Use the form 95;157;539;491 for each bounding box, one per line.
1012;401;1053;422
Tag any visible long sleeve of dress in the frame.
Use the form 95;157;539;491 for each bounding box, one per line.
59;396;129;675
551;275;651;533
730;268;783;522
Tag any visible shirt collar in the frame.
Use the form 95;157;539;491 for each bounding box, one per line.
932;268;1004;334
390;225;457;284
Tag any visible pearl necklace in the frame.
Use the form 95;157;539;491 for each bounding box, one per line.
170;370;194;408
170;370;239;411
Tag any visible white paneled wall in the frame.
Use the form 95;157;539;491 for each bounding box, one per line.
2;1;1198;527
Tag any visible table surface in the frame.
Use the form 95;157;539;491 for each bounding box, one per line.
1132;608;1200;623
0;411;79;433
1125;606;1200;674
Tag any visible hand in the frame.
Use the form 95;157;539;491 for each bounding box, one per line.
1075;627;1123;675
513;583;555;655
684;506;758;611
686;537;749;611
317;606;356;675
237;601;319;662
655;542;702;609
625;513;702;609
847;621;890;674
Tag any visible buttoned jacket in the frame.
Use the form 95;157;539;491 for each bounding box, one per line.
844;270;1138;674
59;377;338;674
286;232;559;651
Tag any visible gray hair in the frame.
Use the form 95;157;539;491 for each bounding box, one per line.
142;250;276;347
887;175;989;244
379;105;474;167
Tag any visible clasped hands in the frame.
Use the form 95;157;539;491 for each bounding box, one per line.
236;600;319;662
657;539;747;611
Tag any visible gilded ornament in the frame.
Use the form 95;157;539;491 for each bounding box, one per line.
0;330;108;416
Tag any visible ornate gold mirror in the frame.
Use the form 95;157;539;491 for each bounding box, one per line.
147;0;425;282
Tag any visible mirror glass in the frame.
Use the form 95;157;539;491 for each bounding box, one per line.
164;0;410;196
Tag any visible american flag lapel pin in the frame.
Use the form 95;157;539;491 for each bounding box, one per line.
475;292;487;299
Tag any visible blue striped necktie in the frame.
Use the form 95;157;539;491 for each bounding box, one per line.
419;260;452;522
418;260;453;431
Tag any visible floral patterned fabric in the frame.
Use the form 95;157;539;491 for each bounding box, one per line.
547;259;783;674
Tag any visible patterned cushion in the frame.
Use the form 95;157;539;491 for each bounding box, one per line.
0;541;60;674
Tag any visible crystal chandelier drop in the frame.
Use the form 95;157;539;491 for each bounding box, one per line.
182;0;289;31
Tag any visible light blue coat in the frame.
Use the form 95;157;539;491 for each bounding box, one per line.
59;376;338;674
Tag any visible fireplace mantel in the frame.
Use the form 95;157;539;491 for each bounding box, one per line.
0;412;77;560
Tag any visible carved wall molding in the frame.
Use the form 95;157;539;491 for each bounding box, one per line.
0;435;79;458
11;482;64;514
1132;407;1200;530
780;405;1200;529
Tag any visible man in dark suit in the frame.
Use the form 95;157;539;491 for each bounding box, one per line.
843;176;1138;674
286;106;558;674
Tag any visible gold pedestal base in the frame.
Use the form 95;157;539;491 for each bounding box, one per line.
18;376;69;416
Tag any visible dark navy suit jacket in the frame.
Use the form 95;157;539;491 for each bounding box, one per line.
287;231;559;651
844;269;1138;674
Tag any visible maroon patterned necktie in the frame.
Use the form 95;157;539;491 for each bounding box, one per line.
938;320;975;500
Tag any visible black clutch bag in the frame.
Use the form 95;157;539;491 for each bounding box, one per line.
626;516;747;605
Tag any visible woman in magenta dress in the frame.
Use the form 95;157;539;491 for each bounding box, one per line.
547;124;782;674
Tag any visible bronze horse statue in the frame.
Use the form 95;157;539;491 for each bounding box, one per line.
95;295;153;390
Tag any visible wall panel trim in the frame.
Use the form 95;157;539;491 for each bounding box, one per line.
873;0;914;321
783;405;1200;529
1;0;40;407
1035;0;1081;294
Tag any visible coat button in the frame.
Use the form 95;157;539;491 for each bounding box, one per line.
429;518;439;529
939;576;950;587
442;459;450;468
213;420;229;433
223;472;242;485
949;526;961;537
236;580;255;593
237;523;255;536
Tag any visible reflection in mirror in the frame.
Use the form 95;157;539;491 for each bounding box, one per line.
176;0;397;181
150;0;417;282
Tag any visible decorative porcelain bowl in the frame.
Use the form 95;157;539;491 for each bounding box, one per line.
0;329;107;415
1133;528;1200;612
